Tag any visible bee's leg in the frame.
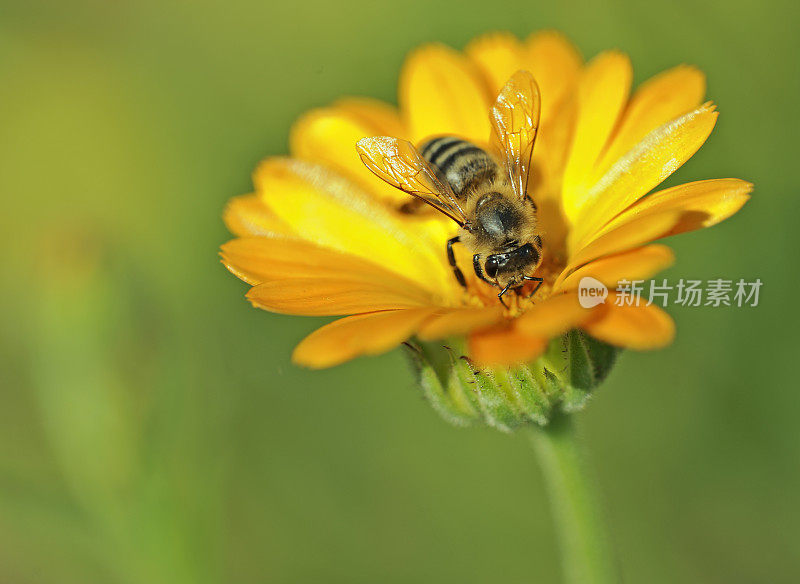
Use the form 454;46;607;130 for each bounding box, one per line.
472;254;495;285
524;276;544;298
497;283;512;308
446;237;467;288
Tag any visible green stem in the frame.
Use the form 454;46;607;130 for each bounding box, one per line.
528;413;618;584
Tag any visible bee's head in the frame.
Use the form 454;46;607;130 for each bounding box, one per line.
484;242;542;288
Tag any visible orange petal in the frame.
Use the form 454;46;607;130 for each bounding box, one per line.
559;211;680;286
246;277;431;316
290;108;410;205
582;300;675;350
399;43;492;143
556;245;675;293
596;178;752;240
595;65;706;176
253;158;455;296
469;325;548;367
561;51;632;221
417;305;505;340
515;292;595;336
220;237;434;295
223;194;294;237
292;308;438;368
465;32;525;96
524;30;583;123
569;103;719;249
332;97;406;136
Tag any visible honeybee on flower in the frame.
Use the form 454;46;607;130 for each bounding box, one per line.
220;31;750;372
356;70;546;308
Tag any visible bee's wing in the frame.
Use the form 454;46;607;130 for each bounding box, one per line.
490;70;541;200
356;136;468;226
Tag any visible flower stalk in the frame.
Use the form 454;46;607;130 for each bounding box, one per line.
528;414;617;584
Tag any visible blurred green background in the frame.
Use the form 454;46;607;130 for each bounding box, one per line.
1;0;797;582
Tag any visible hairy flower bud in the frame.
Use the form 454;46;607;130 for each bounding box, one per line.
405;331;618;431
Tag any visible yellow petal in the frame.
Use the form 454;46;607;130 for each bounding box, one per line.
596;178;752;240
417;306;504;340
595;65;706;176
254;158;456;296
531;95;578;257
523;31;582;213
469;326;548;367
569;103;719;249
246;277;431;316
400;43;492;143
524;30;583;123
535;93;577;187
332;97;406;136
220;236;434;295
465;32;525;96
223;194;294;237
558;211;680;288
292;308;438;368
515;292;594;336
582;300;675;350
561;51;632;221
290;108;410;205
556;245;675;293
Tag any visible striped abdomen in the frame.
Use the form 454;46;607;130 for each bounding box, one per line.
420;136;499;199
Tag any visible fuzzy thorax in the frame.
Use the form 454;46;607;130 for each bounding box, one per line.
459;179;542;289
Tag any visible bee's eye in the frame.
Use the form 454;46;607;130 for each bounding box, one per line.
484;255;500;279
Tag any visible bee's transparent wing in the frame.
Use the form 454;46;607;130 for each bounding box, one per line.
356;136;468;226
490;70;541;200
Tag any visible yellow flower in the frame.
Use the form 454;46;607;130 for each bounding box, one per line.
220;31;751;370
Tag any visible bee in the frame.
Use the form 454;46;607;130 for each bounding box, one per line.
356;70;544;307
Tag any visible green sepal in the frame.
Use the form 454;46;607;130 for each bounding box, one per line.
403;342;477;427
542;330;620;413
456;360;519;432
405;329;619;432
